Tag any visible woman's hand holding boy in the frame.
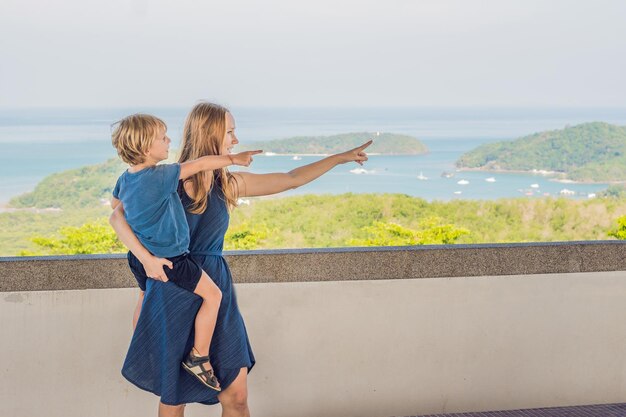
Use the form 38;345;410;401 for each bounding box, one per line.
141;255;173;282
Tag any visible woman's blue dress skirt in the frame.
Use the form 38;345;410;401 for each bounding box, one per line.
122;180;255;405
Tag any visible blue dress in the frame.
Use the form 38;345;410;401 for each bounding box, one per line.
121;177;256;406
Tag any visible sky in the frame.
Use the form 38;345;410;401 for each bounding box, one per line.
1;0;625;108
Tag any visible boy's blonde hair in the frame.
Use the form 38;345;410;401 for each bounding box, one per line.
111;114;167;165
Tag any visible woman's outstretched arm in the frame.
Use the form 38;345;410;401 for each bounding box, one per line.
109;204;173;281
233;140;372;197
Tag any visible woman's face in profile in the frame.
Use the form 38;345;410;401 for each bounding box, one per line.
222;112;239;155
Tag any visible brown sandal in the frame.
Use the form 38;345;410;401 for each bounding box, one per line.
182;348;221;391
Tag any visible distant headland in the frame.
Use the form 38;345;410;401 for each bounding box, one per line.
456;122;626;183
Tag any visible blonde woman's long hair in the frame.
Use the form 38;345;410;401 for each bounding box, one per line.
178;102;239;213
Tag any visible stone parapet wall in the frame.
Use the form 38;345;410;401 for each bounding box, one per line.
1;243;626;417
1;241;625;292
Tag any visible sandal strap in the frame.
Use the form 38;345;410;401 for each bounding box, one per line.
184;350;220;389
197;362;212;374
196;363;219;385
191;354;210;363
188;352;210;365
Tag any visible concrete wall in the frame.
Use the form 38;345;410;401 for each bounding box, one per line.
1;243;626;417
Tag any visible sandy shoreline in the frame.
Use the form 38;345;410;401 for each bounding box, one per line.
0;205;62;214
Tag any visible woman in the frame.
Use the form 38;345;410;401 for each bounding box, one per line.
110;102;371;417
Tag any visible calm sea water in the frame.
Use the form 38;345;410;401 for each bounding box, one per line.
1;107;625;204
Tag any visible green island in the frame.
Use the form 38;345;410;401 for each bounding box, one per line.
456;122;626;182
237;132;427;155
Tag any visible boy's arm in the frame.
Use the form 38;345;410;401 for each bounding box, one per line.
179;150;264;180
109;204;172;282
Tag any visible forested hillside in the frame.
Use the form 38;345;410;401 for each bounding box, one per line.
4;194;625;256
457;122;626;182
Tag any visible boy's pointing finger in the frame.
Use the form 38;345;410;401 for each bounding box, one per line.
359;140;373;150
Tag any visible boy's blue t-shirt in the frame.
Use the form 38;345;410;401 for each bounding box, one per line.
112;164;190;258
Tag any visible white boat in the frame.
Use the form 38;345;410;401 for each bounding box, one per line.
559;188;575;195
292;155;302;161
417;171;428;180
350;168;369;175
530;183;540;189
485;177;496;183
588;193;597;199
453;191;462;195
457;179;469;185
264;152;276;156
236;198;251;206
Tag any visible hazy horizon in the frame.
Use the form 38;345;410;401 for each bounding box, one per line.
1;105;626;112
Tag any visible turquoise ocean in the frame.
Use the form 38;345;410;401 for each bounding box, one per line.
1;107;625;205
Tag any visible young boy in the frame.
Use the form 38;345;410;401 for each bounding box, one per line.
109;114;259;391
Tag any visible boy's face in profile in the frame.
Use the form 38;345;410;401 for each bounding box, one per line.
145;126;171;163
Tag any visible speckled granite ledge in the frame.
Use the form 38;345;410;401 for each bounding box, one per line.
1;241;625;292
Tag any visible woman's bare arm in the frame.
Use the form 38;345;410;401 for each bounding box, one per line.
233;140;372;197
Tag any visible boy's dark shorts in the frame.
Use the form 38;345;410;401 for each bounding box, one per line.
127;251;203;293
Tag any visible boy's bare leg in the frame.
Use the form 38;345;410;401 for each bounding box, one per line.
132;290;145;330
192;271;222;366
